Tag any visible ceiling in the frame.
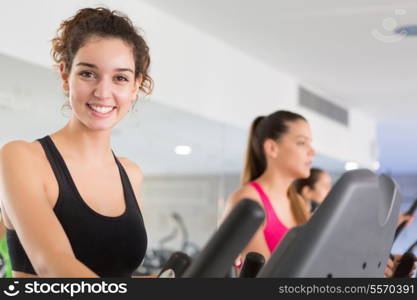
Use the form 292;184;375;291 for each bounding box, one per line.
142;0;417;121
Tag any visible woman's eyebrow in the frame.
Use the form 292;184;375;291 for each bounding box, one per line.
75;62;134;74
115;68;134;74
76;62;97;68
295;135;312;141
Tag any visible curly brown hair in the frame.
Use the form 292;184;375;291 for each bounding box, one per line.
51;7;153;95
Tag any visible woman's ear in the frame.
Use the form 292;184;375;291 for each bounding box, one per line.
59;62;69;93
133;74;143;97
263;139;279;159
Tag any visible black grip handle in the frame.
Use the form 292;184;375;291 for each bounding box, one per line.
183;199;265;278
158;251;191;278
239;252;265;278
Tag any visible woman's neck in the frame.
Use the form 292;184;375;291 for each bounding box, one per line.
50;118;113;165
256;166;295;203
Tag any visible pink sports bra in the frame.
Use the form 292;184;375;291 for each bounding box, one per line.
250;181;288;253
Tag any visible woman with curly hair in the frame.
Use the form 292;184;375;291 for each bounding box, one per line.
0;7;152;277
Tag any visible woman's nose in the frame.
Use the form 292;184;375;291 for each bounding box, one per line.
94;78;112;99
309;146;315;157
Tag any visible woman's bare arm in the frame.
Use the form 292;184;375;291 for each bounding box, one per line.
222;186;271;262
0;141;98;277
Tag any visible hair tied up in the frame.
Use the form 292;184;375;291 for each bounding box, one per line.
253;115;266;132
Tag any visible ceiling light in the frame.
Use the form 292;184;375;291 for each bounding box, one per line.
345;161;358;171
175;145;192;155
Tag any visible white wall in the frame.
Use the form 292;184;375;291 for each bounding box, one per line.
298;105;377;169
0;55;65;145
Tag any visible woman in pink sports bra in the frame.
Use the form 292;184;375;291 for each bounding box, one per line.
223;110;314;264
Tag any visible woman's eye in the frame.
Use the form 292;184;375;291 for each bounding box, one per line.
80;71;95;78
115;75;128;82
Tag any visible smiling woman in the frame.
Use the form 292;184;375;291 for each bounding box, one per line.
62;37;140;130
0;7;153;278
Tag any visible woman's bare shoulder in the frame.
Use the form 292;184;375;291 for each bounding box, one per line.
117;157;143;183
1;141;30;165
1;140;44;160
0;140;47;174
221;183;264;226
227;183;261;206
0;140;50;229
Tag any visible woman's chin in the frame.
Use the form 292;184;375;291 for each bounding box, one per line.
83;120;115;132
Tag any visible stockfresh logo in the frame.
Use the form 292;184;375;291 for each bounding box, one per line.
3;281;20;297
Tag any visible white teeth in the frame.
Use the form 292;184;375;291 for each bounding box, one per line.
89;104;114;114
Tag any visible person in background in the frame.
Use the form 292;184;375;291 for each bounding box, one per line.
223;110;314;263
293;167;331;213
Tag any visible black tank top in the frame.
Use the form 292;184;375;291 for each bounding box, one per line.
6;136;147;277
